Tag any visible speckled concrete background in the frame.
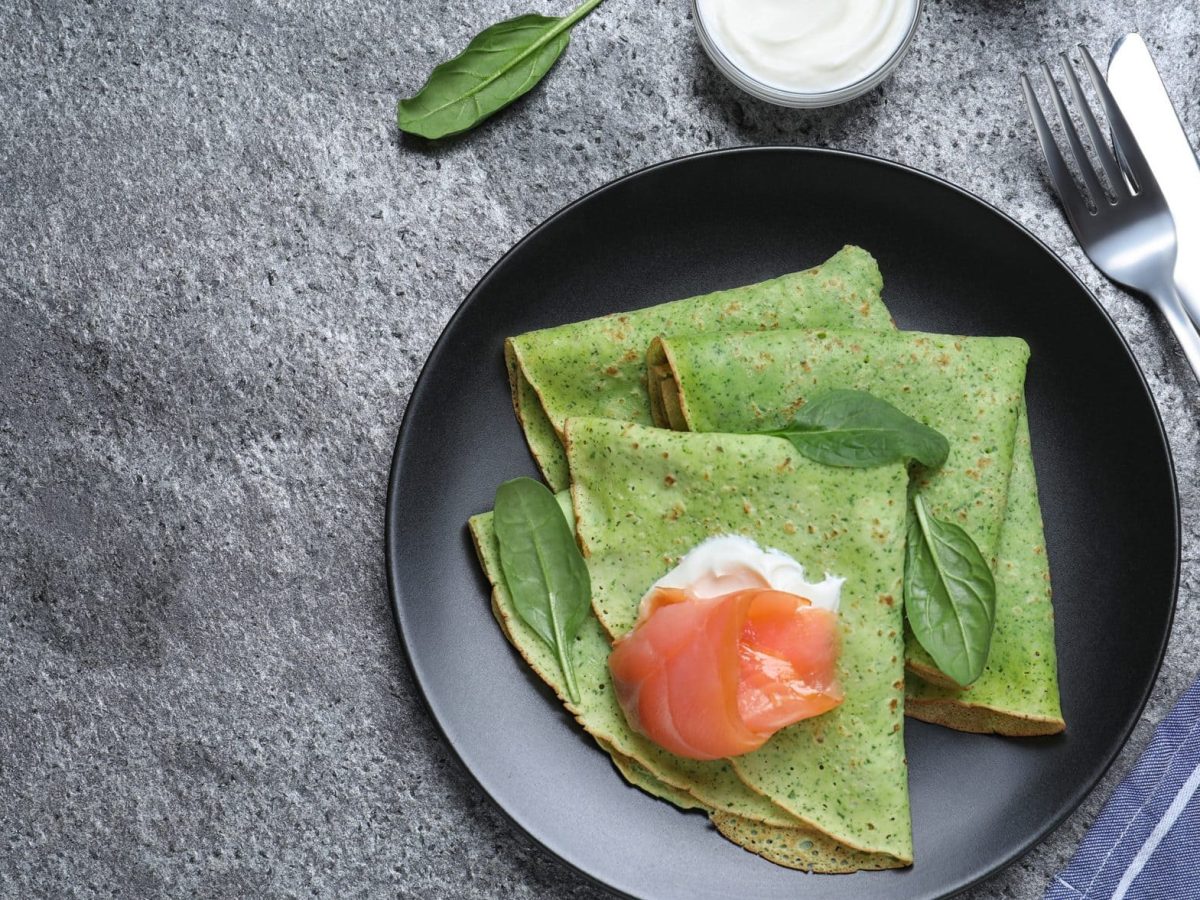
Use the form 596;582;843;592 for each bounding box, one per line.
2;0;1197;896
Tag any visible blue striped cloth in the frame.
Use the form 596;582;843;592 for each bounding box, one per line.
1046;676;1200;900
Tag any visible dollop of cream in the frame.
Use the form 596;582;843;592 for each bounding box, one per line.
697;0;917;94
642;535;843;612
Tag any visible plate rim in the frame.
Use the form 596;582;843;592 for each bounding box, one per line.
384;145;1181;899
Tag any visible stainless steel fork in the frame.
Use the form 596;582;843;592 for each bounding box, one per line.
1021;46;1200;382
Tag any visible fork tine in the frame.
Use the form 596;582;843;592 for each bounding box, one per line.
1059;51;1124;196
1021;73;1087;225
1040;62;1105;208
1077;44;1159;197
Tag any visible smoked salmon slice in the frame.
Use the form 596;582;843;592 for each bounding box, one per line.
609;587;843;760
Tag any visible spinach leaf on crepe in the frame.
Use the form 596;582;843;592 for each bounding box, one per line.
494;477;590;703
904;494;996;687
761;389;949;469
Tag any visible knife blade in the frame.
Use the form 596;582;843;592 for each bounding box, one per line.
1108;32;1200;329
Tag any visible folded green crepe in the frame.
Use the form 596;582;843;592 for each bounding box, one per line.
566;418;912;865
649;328;1028;681
469;480;906;871
905;407;1064;733
505;245;891;491
650;321;1064;732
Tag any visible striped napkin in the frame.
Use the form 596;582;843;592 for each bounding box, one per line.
1046;677;1200;900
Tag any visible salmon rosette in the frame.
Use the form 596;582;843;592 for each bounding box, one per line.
608;536;844;760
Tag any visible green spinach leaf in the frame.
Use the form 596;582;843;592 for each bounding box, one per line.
494;477;591;703
397;0;604;140
904;494;996;686
762;389;950;469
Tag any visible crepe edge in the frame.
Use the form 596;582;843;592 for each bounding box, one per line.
904;695;1065;736
646;336;693;431
504;337;571;491
905;657;969;691
597;739;712;812
710;813;910;872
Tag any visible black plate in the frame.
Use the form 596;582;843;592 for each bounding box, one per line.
385;148;1178;899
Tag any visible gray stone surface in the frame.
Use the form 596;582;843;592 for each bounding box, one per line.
1;0;1197;896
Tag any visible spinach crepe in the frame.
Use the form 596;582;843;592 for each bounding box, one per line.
904;408;1064;733
505;245;891;491
566;418;913;865
470;422;913;870
649;323;1063;732
648;329;1027;679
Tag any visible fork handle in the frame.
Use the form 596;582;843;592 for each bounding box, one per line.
1147;280;1200;385
1176;279;1200;337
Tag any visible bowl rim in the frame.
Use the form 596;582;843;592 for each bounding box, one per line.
691;0;925;108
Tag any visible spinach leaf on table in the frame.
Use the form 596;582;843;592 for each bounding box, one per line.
397;0;604;140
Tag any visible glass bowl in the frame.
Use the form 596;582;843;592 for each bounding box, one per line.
692;0;924;109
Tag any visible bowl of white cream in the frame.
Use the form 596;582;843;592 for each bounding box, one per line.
693;0;922;108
